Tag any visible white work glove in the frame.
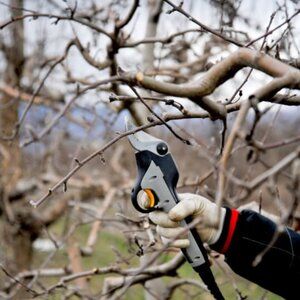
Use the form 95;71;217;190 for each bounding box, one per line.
148;193;226;248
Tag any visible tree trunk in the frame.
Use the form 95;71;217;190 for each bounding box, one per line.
0;0;34;293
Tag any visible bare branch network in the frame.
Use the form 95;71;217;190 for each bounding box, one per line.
0;0;299;299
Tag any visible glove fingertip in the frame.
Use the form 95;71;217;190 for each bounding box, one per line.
170;239;190;248
168;207;183;222
149;210;162;221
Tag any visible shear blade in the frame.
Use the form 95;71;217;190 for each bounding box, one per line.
125;117;164;153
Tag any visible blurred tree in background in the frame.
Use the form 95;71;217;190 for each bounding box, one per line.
0;0;299;299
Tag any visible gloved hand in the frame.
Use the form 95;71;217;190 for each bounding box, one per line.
148;193;226;248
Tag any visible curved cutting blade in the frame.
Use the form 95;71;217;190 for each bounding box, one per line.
125;117;167;154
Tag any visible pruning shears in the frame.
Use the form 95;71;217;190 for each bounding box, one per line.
126;118;224;300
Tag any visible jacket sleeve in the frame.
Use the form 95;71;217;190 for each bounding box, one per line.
210;208;300;299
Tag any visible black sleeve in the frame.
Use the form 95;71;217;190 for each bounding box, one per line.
210;208;300;299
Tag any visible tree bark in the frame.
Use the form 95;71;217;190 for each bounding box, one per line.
0;0;34;295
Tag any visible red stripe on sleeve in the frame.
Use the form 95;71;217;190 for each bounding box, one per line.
220;209;239;254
